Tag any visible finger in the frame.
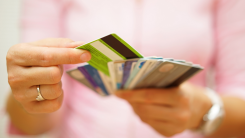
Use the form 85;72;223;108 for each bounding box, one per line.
22;82;63;102
22;93;64;114
129;102;173;122
8;43;91;66
144;120;184;137
36;83;63;100
130;102;191;126
9;66;62;87
116;88;184;105
29;38;85;48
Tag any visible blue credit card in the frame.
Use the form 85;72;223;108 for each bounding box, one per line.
124;59;146;89
121;59;139;89
78;65;109;96
115;62;124;89
77;66;104;95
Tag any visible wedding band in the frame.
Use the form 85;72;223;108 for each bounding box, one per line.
36;85;45;101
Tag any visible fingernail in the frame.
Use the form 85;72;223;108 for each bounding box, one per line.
80;52;91;62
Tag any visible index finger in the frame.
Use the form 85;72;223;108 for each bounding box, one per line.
29;38;85;48
10;43;91;66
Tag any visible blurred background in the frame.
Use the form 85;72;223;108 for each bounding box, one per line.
0;0;218;138
0;0;21;137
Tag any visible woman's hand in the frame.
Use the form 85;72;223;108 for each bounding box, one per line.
116;83;212;137
6;38;91;114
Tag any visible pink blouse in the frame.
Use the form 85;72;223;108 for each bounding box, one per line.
10;0;245;138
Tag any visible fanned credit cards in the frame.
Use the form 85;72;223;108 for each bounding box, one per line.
75;33;143;76
67;34;203;96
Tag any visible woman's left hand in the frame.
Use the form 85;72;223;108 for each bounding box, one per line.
115;82;212;137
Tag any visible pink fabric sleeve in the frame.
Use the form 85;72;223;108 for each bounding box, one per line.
8;122;26;135
214;0;245;99
8;0;66;135
20;0;66;42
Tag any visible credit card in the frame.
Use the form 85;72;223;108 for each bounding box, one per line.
133;61;180;89
130;62;137;74
125;57;163;89
98;71;114;94
76;34;143;76
140;58;163;78
108;58;139;90
108;60;126;90
114;62;124;89
66;69;95;91
155;63;192;87
127;58;162;89
134;61;202;89
165;65;203;88
77;66;105;96
108;61;117;90
121;59;139;89
124;59;147;89
78;65;109;96
132;59;163;88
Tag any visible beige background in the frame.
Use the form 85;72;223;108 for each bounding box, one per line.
0;0;21;137
0;1;52;137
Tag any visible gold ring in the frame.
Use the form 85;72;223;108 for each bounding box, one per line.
36;85;45;101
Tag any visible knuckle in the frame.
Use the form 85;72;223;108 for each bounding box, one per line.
6;50;14;63
174;127;185;134
50;100;62;112
8;71;29;87
177;111;191;124
66;50;74;64
51;83;63;98
13;93;25;102
162;132;175;137
8;73;20;87
18;43;28;51
6;44;23;63
179;96;190;106
49;67;62;83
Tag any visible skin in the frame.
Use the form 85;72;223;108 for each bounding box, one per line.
116;83;212;137
6;38;245;137
6;38;91;134
115;84;245;137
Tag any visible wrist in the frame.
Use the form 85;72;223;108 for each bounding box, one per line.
192;88;225;135
189;86;213;129
197;89;213;128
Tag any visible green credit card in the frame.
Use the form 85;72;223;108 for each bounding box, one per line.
76;33;144;76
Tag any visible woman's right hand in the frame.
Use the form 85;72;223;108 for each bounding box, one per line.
6;38;91;114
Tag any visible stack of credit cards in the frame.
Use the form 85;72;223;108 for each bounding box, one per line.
67;34;203;96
